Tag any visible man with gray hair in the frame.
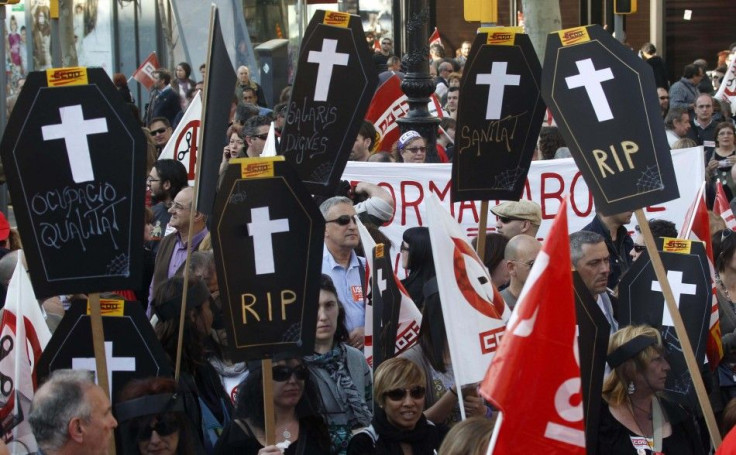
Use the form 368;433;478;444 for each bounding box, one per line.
320;196;366;349
242;115;271;158
29;370;117;455
500;235;542;310
570;230;618;334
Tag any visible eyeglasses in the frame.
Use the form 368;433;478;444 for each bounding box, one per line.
170;202;190;212
632;244;646;253
146;176;160;183
150;127;168;136
272;364;308;382
510;259;535;268
498;216;523;224
384;386;426;401
136;415;179;441
250;133;269;141
404;146;427;154
326;215;357;226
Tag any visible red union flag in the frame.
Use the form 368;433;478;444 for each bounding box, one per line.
680;182;723;369
426;195;510;385
429;27;442;47
132;52;160;90
365;75;443;152
480;197;585;454
715;181;736;230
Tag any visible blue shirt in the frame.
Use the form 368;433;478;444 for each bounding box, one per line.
322;245;366;332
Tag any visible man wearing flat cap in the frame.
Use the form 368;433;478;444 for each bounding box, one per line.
491;200;542;239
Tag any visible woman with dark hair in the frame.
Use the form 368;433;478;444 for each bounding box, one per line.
537;126;566;160
708;122;736;200
153;276;232;453
347;357;445;454
214;358;331;454
471;233;510;289
172;62;197;109
598;325;706;454
117;377;204;455
304;274;372;454
400;227;435;309
400;279;489;427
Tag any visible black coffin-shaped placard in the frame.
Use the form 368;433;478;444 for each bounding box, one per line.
371;243;402;372
453;28;546;202
280;10;378;195
541;25;678;215
36;300;172;403
0;68;146;298
212;157;324;361
617;238;711;411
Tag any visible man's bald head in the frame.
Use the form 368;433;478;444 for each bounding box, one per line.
504;234;542;294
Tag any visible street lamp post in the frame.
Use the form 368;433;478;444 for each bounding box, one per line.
397;0;440;162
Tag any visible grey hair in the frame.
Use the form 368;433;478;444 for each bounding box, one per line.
569;230;605;266
188;250;215;281
29;370;96;452
319;196;353;218
664;107;688;129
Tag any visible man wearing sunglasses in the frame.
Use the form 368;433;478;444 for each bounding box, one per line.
320;196;366;349
490;199;542;239
147;117;173;153
243;115;272;158
582;210;634;290
500;235;541;310
29;370;118;455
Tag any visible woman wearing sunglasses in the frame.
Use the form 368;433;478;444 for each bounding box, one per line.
347;357;444;455
117;377;202;455
305;275;372;454
215;358;331;455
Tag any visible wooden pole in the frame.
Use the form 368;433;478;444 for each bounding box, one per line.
88;293;116;454
476;201;489;261
634;209;721;448
262;358;276;446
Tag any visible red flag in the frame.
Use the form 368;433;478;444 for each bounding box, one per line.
715;181;736;230
680;183;723;369
428;27;442;47
366;75;444;152
481;197;585;454
132;52;160;90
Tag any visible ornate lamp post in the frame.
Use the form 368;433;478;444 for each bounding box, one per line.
397;1;440;162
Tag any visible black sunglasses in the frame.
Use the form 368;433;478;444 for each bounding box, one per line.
498;216;523;224
136;415;178;441
633;244;646;253
384;386;426;401
149;127;168;136
326;215;357;226
250;133;269;141
272;364;309;382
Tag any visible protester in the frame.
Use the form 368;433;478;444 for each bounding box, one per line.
393;131;427;163
630;219;677;261
709;122;736;200
713;229;736;402
490;200;542;239
570;231;618;334
304;275;372;454
29;370;118;455
598;325;706;454
437;417;495;455
152;276;232;452
399;227;435;310
582;210;634;289
171;62;197;110
401;279;489;427
219;130;246;174
537;126;566;160
116;376;203;455
500;235;542;310
214;358;331;454
147;159;188;251
347;357;445;455
471;233;509;289
234;66;266;108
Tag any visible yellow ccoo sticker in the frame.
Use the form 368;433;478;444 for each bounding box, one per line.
323;11;350;27
558;27;591;46
47;67;88;87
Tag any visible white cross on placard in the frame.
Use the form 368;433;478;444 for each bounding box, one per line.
476;62;521;120
650;270;697;326
72;341;135;397
565;58;615;122
307;39;350;102
42;105;108;183
247;207;289;275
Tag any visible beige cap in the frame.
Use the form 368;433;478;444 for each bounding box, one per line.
491;200;542;225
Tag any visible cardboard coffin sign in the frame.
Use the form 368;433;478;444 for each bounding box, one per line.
371;243;402;372
452;27;546;202
541;25;679;215
36;299;172;402
617;238;711;410
212;157;324;361
280;10;378;195
0;68;146;298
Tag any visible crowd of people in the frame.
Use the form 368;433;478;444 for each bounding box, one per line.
7;29;736;455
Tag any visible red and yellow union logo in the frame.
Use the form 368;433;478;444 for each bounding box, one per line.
47;67;88;87
559;27;590;46
323;11;350;27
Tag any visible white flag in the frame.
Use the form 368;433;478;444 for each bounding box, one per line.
159;92;202;185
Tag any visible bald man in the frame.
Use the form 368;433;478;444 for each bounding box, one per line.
500;235;542;309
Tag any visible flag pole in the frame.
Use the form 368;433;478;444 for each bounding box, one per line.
486;410;503;454
88;292;117;454
635;209;721;448
476;201;489;261
262;358;276;445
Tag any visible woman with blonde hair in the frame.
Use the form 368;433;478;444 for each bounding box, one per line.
597;325;706;454
438;417;495;455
